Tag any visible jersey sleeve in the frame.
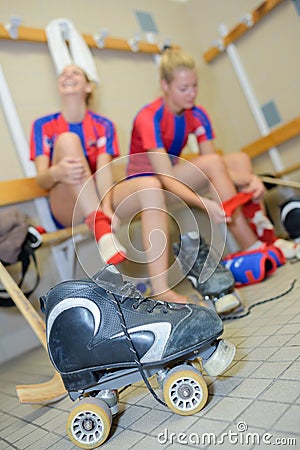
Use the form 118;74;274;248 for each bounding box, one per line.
30;114;59;161
94;117;120;158
30;118;47;160
193;106;216;143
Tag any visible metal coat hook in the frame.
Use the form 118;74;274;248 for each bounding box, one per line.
159;38;172;52
94;29;109;49
211;38;225;52
240;13;254;28
5;16;22;39
128;32;141;52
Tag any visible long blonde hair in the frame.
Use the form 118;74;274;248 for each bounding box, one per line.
159;49;196;83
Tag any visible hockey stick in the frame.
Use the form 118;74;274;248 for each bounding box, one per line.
0;262;67;403
259;175;300;190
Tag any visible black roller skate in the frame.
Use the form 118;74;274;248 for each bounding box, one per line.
40;264;235;449
173;232;243;316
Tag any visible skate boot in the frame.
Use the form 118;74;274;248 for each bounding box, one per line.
40;264;235;448
173;232;242;315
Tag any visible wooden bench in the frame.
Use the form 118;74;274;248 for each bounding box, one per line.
0;159;144;280
0;158;133;246
0;177;90;246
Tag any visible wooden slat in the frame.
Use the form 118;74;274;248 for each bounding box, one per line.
0;262;67;404
275;163;300;178
202;47;221;63
16;372;67;404
0;261;46;346
41;223;90;246
0;23;171;55
203;0;285;63
241;116;300;158
223;23;249;47
0;177;48;207
259;175;300;189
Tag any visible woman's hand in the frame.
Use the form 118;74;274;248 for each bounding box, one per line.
240;174;265;201
54;157;87;185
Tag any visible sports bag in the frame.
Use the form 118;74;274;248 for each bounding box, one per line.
0;207;42;307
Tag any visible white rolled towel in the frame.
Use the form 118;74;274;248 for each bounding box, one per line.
46;18;99;84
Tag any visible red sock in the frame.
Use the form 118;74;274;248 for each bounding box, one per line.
222;192;253;217
242;201;277;244
84;211;127;265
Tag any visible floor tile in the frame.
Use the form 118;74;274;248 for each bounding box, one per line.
260;379;300;403
239;400;289;429
229;378;272;399
273;405;300;434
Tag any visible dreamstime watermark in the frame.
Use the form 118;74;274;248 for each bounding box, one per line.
157;422;297;446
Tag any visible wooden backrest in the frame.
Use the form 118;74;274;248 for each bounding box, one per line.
0;161;129;208
241;116;300;159
0;177;49;207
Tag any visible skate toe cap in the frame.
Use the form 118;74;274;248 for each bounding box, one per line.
165;307;223;358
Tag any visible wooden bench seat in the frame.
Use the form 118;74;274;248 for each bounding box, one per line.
0;160;131;247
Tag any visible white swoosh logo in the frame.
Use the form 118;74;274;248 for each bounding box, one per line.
47;297;100;341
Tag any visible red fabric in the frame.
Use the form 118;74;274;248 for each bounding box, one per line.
242;201;277;244
84;210;126;265
35;226;47;234
222;192;253;217
84;210;111;241
107;252;127;265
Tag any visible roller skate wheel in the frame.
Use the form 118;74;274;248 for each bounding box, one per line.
203;339;236;377
163;364;208;416
214;293;240;314
66;397;112;449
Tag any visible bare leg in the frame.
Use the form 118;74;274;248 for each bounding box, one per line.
112;176;187;303
223;152;266;212
50;132;100;227
223;151;252;171
174;154;259;250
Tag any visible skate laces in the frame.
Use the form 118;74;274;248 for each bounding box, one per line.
120;281;169;314
110;281;168;408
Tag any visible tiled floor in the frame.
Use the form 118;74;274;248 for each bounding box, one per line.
0;259;299;450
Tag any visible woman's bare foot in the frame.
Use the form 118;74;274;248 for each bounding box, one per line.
152;289;187;304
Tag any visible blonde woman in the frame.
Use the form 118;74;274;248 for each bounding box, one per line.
112;49;296;304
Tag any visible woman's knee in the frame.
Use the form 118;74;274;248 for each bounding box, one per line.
139;176;163;190
200;153;227;176
138;176;167;207
112;176;165;213
54;132;83;159
224;152;252;171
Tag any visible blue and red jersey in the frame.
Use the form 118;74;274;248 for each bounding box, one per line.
30;110;119;174
127;97;215;176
